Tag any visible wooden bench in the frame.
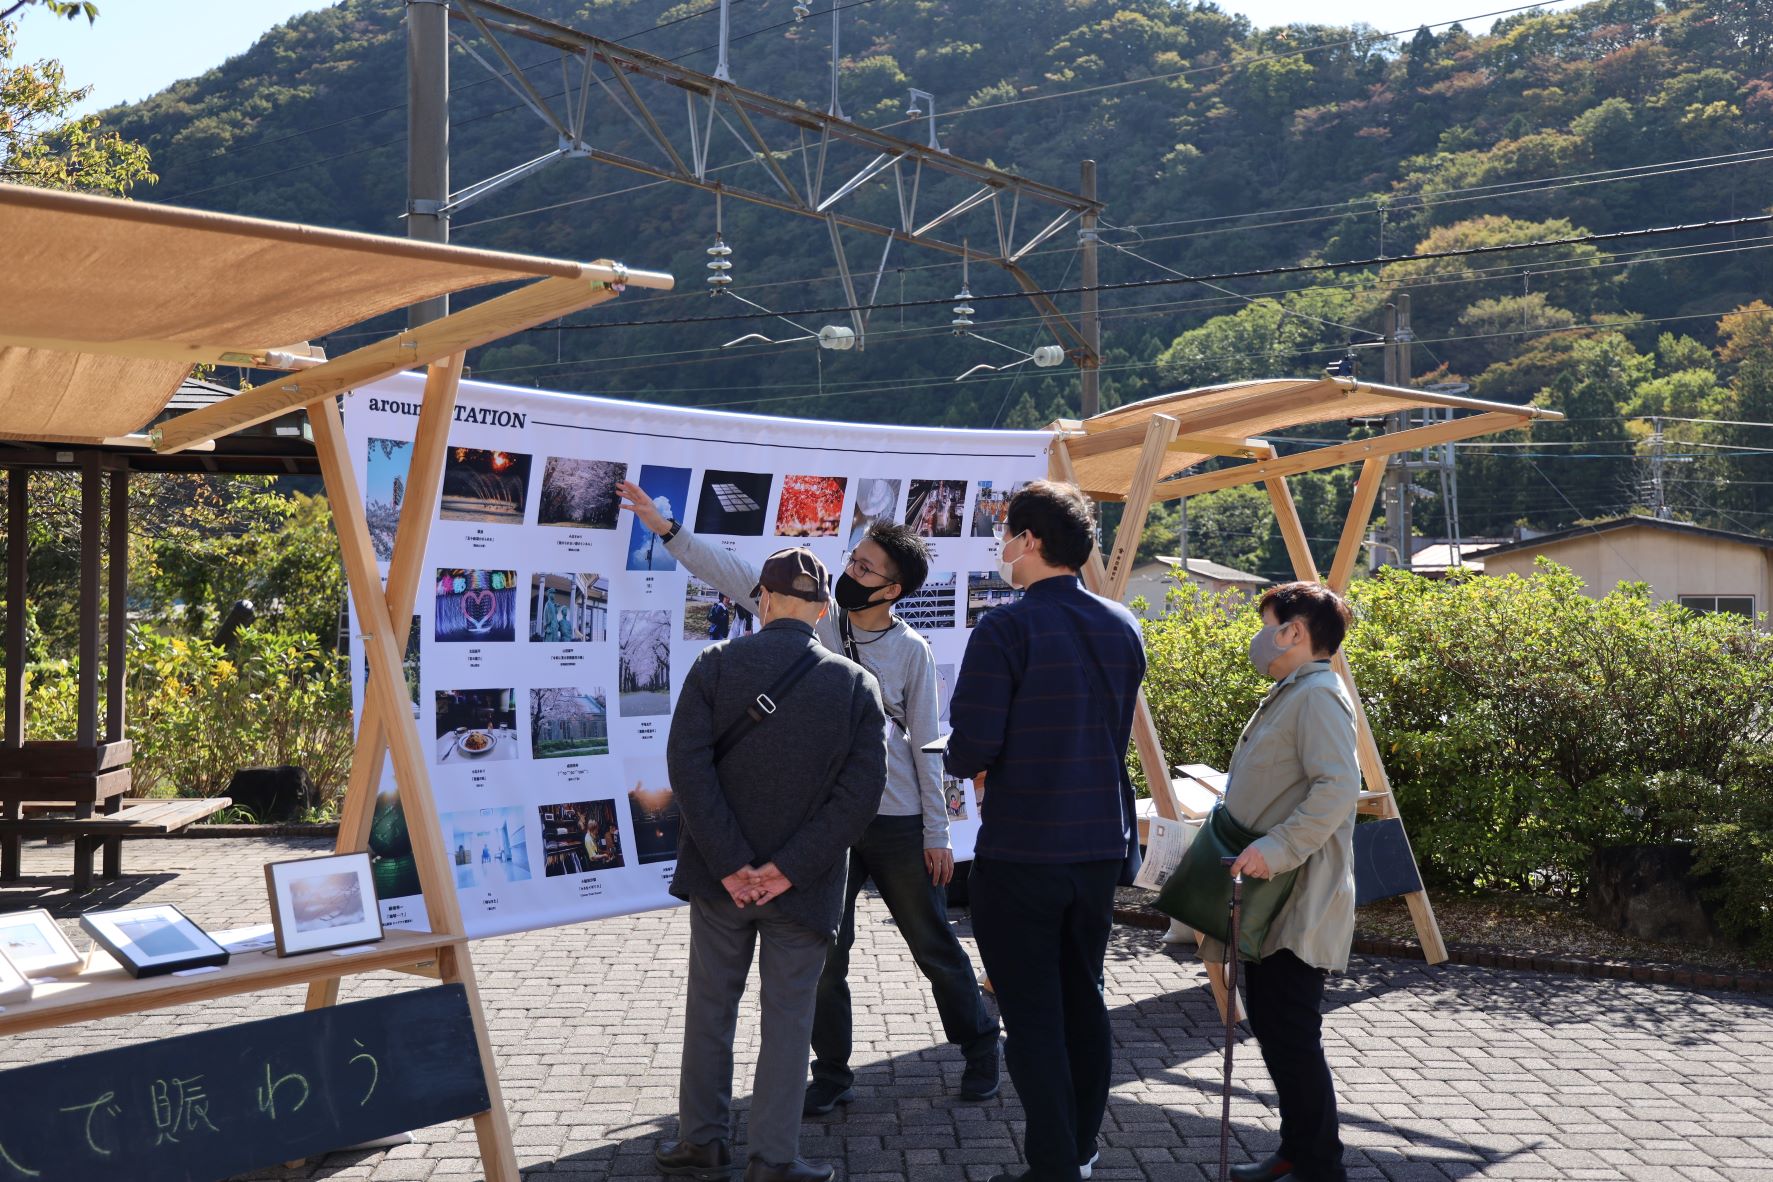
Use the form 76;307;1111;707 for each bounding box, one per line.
0;797;233;890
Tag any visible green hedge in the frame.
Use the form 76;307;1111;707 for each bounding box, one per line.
1140;564;1773;956
24;624;354;812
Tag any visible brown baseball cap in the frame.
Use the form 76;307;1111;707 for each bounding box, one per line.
752;547;829;602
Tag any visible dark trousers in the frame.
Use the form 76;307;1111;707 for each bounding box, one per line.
1241;949;1347;1182
811;814;998;1087
969;856;1120;1182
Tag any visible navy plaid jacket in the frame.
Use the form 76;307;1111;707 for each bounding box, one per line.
944;574;1145;863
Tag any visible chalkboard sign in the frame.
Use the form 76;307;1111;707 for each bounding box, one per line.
1353;818;1425;907
0;984;488;1182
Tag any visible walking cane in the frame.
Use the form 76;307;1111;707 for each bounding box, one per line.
1217;858;1244;1182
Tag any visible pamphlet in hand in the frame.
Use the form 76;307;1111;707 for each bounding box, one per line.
920;732;950;753
1133;815;1199;893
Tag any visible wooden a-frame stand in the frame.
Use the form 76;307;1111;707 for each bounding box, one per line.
1045;396;1548;1017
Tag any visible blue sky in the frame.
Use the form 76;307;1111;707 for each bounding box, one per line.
15;0;1587;119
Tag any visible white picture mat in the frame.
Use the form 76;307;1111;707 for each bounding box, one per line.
82;905;225;967
266;852;384;954
345;373;1050;940
0;907;83;975
0;950;29;1003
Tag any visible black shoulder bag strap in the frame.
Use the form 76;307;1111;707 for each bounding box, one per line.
713;647;821;764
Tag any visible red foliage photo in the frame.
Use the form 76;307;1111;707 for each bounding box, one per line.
773;474;849;538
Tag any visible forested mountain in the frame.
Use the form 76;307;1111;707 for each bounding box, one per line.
65;0;1773;573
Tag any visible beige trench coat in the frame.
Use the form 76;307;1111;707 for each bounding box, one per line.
1198;660;1360;971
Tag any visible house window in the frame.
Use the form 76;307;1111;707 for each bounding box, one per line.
1678;595;1756;618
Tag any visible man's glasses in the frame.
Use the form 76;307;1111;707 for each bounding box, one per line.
844;551;896;583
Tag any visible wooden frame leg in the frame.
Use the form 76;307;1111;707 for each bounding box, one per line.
1268;475;1448;965
306;355;464;1014
310;385;520;1182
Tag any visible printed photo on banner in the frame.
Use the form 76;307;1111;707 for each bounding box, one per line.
971;479;1027;537
627;464;692;570
435;688;519;763
943;775;971;822
361;614;422;717
935;662;956;723
446;806;532;888
625;758;681;865
367;782;421;902
440;447;531;524
968;569;1022;627
897;570;957;630
538;799;625;878
773;474;848;538
847;477;901;546
529;686;610;759
365;437;413;560
436;568;518;642
683;578;730;642
528;572;608;643
539;457;627;529
905;479;967;538
618;610;673;716
694;469;772;535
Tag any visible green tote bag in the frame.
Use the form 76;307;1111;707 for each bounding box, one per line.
1153;804;1299;961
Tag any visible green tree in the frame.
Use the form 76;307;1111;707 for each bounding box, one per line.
0;18;152;192
1528;333;1647;524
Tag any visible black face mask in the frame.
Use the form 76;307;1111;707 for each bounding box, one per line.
834;571;895;612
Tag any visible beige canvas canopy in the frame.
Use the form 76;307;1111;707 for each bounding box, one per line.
0;184;667;445
1049;377;1561;991
0;182;672;1181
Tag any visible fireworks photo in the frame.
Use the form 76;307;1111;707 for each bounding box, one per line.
439;447;531;524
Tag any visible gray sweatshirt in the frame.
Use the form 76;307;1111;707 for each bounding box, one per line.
666;528;950;849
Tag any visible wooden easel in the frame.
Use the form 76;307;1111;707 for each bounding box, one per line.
1045;384;1555;1018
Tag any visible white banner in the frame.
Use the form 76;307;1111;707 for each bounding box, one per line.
344;372;1050;939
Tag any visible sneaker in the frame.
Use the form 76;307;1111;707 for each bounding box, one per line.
1080;1150;1101;1179
801;1079;854;1117
960;1045;1001;1101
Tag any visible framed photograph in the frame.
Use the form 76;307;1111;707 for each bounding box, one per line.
79;904;229;979
0;948;29;1004
264;852;384;957
0;908;83;977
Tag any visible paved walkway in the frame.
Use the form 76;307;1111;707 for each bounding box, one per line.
2;836;1771;1181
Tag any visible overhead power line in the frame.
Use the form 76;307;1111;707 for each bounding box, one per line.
537;213;1773;332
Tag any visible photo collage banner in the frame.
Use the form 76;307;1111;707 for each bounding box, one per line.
345;372;1051;939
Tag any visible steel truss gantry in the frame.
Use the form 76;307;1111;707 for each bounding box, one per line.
440;0;1101;360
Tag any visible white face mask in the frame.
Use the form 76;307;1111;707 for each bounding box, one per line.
997;531;1028;587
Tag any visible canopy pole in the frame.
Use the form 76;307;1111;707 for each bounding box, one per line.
1266;472;1448;964
305;353;464;1014
1328;457;1386;594
1102;415;1179;601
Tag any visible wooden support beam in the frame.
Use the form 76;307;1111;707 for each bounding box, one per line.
106;467;128;743
1103;415;1180;601
309;394;519;1181
1266;468;1449;965
76;455;102;750
1328;457;1386;595
306;354;464;1014
4;468;24;749
1063;422;1267;463
1150;411;1529;501
152;280;624;454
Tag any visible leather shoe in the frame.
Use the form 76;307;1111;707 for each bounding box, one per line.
742;1159;834;1182
654;1138;736;1179
801;1079;854;1116
1230;1154;1294;1181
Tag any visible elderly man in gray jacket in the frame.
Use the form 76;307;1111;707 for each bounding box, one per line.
656;546;888;1182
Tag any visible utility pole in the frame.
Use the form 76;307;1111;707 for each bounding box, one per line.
1078;159;1101;419
408;0;450;328
1177;496;1189;580
1382;295;1414;569
1650;416;1670;520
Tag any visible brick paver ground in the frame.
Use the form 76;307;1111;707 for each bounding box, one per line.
3;836;1770;1181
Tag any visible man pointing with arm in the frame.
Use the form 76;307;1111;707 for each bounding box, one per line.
620;481;1001;1114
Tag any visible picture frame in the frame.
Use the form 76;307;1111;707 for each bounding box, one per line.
0;948;29;1004
0;908;83;977
264;851;385;957
79;904;229;979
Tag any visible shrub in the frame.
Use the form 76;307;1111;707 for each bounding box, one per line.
24;624;354;813
1141;563;1773;936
